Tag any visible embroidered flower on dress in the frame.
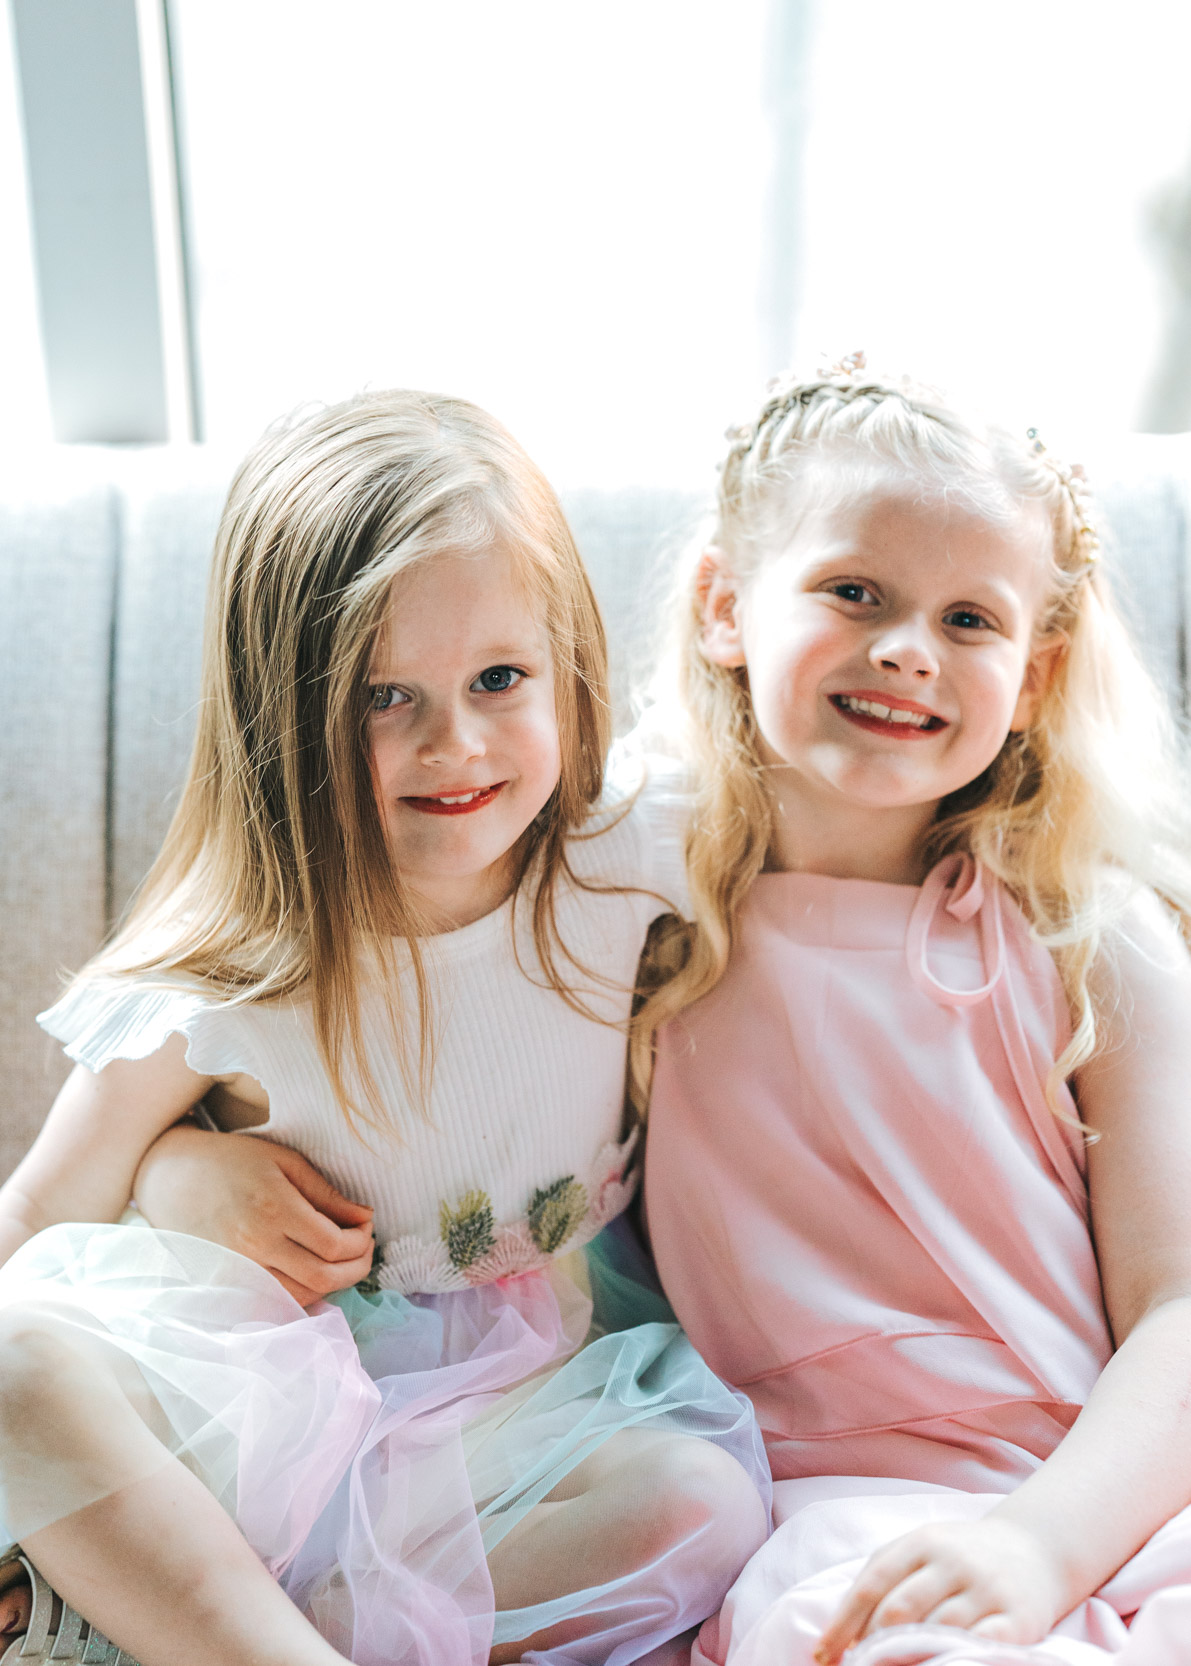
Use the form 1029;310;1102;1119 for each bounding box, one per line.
440;1190;497;1269
365;1133;641;1295
464;1220;549;1286
377;1234;469;1295
591;1169;637;1232
527;1177;588;1254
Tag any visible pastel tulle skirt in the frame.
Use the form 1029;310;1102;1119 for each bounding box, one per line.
0;1218;770;1666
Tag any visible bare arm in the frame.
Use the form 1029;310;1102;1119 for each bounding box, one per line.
987;891;1191;1589
0;1032;213;1267
818;892;1191;1657
134;1125;375;1306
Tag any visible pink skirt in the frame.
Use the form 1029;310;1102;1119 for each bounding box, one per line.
695;1476;1191;1665
0;1219;770;1665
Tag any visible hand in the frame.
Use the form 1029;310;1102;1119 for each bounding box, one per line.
134;1124;375;1306
814;1514;1069;1663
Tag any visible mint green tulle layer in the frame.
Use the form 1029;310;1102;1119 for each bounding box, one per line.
0;1218;770;1666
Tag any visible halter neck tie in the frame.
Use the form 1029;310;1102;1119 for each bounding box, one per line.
906;853;1007;1007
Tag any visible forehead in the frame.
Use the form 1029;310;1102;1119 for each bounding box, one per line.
371;543;550;668
783;469;1052;598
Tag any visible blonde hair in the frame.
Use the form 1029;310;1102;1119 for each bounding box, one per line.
86;390;611;1123
644;366;1191;1094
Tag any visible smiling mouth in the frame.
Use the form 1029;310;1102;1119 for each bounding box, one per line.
403;784;506;815
829;694;948;736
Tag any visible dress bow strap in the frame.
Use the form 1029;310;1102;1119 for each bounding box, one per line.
906;853;1007;1008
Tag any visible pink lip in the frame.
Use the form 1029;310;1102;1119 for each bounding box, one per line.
403;783;506;816
829;689;949;739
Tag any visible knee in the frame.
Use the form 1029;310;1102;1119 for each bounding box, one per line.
636;1439;768;1572
0;1312;88;1436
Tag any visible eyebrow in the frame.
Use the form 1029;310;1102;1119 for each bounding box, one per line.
368;641;550;676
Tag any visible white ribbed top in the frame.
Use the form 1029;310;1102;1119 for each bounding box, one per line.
38;744;691;1294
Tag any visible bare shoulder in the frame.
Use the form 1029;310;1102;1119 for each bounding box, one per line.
92;1026;214;1096
37;1028;216;1168
0;1032;219;1249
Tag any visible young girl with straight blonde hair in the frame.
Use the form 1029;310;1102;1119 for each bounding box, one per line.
641;362;1191;1664
0;390;769;1666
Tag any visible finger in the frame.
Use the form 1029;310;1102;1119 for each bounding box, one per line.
265;1269;323;1308
276;1237;377;1296
865;1565;966;1636
815;1544;929;1663
969;1613;1015;1641
925;1592;1000;1633
273;1147;373;1226
273;1181;375;1263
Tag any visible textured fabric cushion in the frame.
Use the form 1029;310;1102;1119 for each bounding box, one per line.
109;449;230;918
0;456;118;1172
2;438;1189;1176
1084;432;1191;723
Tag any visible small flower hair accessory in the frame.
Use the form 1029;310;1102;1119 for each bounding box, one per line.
816;349;867;379
721;351;872;467
1026;427;1100;567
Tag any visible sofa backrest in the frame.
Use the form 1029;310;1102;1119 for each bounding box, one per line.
2;437;1189;1176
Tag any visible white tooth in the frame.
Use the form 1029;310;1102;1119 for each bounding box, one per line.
889;708;914;723
870;703;890;719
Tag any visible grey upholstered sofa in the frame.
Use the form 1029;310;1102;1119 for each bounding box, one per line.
2;436;1190;1179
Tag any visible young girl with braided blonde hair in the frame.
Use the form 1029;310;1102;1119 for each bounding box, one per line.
642;362;1191;1664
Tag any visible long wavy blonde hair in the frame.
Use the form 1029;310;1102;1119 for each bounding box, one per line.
642;367;1191;1094
84;390;611;1123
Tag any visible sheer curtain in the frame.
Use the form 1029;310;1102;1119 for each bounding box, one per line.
793;0;1191;443
12;3;1183;472
168;0;776;488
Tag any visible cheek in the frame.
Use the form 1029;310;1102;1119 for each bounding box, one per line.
747;618;844;724
367;730;402;800
513;696;563;791
973;652;1033;729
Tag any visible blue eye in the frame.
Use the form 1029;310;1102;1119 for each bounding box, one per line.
945;609;991;632
472;666;523;694
369;684;411;712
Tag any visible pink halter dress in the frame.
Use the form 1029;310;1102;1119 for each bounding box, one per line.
646;856;1191;1664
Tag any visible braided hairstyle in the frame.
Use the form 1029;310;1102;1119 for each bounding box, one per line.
640;361;1191;1106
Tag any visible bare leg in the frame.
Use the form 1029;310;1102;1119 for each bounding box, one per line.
486;1431;767;1665
25;1466;346;1666
0;1312;347;1666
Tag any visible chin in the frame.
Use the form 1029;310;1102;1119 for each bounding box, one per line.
826;768;936;805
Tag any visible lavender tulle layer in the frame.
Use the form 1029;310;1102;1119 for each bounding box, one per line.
0;1217;771;1665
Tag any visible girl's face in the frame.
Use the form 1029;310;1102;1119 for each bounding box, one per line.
367;543;562;929
701;477;1064;846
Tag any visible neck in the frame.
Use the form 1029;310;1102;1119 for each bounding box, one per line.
763;767;940;885
405;854;519;934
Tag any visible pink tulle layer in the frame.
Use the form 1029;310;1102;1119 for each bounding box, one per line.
0;1222;770;1665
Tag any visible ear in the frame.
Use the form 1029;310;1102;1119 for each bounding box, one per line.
1009;631;1067;732
696;547;748;668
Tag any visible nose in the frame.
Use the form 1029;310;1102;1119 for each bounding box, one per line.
868;616;939;682
416;700;485;767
